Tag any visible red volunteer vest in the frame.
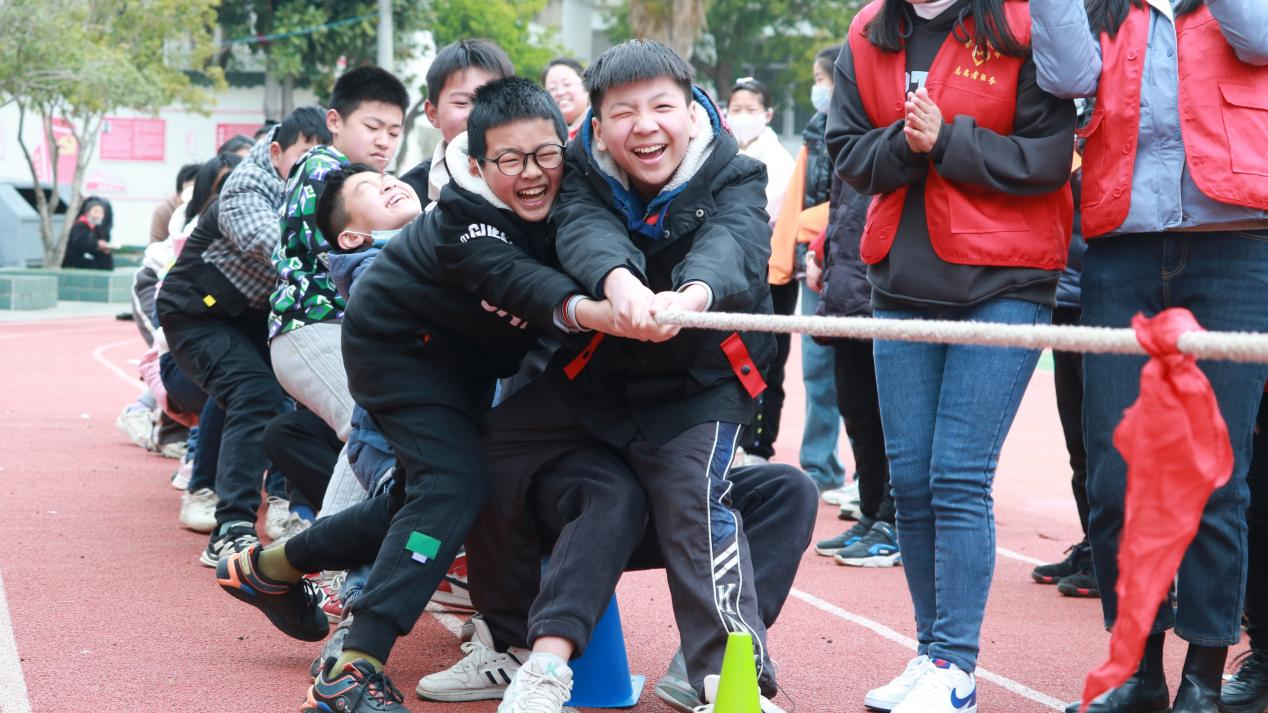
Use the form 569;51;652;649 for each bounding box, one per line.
1080;5;1268;238
848;0;1072;269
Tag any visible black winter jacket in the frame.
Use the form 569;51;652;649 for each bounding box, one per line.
550;93;777;446
803;112;833;209
817;174;873;321
341;182;581;419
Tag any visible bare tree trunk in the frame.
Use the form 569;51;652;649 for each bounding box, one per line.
58;113;103;264
265;72;284;122
629;0;709;60
15;102;59;267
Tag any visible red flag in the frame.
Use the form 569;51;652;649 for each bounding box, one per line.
1080;308;1234;712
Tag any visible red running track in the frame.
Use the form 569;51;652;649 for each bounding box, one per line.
0;317;1247;712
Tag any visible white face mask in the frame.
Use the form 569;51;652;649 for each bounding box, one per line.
911;0;958;20
811;84;832;114
728;113;767;145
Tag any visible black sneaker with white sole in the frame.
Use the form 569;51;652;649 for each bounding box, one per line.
815;518;873;556
199;522;259;567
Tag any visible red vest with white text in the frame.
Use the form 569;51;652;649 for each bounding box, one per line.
1080;5;1268;238
847;0;1072;269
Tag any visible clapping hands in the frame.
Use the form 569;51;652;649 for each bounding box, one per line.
904;87;943;155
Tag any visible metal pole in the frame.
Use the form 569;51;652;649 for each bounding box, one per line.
377;0;393;71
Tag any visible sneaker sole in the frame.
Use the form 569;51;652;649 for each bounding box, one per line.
415;684;508;702
653;680;701;713
814;545;848;557
1057;583;1100;598
198;549;218;568
429;590;475;611
835;553;901;567
1031;573;1062;584
838;507;862;521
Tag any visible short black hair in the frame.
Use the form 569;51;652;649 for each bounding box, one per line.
584;39;694;118
467;77;567;164
175;163;200;193
331;65;410;118
815;45;841;77
729;77;773;111
315;163;378;253
425;39;515;104
867;1;1025;57
275;105;332;150
217;134;254;155
540;56;584;85
254;120;278;140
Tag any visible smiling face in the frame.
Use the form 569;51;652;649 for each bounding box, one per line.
426;68;500;144
468;118;564;223
544;64;589;126
329;101;405;172
335;172;422;251
593;77;699;199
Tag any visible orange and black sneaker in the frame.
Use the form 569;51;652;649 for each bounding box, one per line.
304;658;408;713
216;543;329;642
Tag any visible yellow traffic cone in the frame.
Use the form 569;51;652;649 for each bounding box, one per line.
711;632;762;713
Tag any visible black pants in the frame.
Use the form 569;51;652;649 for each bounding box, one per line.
263;408;340;513
1247;395;1268;651
832;337;894;523
468;376;815;695
740;281;799;458
284;401;489;663
1052;307;1089;535
163;310;287;529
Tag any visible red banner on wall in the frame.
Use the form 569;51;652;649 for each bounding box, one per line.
216;123;263;149
34;118;79;185
100;117;166;161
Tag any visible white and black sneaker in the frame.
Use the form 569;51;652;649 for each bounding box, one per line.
497;654;573;713
654;649;700;712
199;522;259;568
416;616;529;701
692;674;786;713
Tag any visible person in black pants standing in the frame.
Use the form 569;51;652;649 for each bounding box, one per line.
1222;391;1268;713
806;173;898;567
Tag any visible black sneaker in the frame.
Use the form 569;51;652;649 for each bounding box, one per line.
833;521;901;567
304;658;408;712
1032;540;1091;584
1057;568;1100;598
1221;649;1268;713
216;543;329;642
815;518;872;556
199;522;259;568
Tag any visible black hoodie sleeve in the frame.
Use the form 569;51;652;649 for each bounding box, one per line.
826;41;932;195
434;225;582;335
929;55;1075;194
553;148;650;298
672;157;772;311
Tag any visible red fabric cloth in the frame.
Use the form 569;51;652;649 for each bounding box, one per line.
1080;308;1234;712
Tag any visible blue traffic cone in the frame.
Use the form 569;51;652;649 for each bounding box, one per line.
565;596;645;707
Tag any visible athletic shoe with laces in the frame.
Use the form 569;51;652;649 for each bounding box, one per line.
839;499;863;521
275;511;313;543
431;551;474;610
1056;568;1100;598
821;479;859;506
834;521;901;567
654;649;700;712
264;495;290;540
179;487;218;534
497;655;573;713
1031;540;1091;584
318;571;348;623
200;522;259;567
1221;649;1268;713
692;674;787;713
417;615;529;701
815;518;873;556
865;654;933;711
115;405;154;450
305;658;408;713
216;543;329;641
891;658;976;713
171;458;193;490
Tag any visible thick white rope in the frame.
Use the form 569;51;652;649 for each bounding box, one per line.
655;310;1268;364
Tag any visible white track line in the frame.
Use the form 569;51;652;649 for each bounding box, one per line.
997;546;1049;567
789;588;1067;710
0;566;33;713
91;339;145;394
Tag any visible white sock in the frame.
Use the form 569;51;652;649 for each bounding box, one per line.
527;652;569;676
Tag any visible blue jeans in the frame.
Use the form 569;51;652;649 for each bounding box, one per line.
874;298;1050;672
1082;231;1268;646
799;284;845;489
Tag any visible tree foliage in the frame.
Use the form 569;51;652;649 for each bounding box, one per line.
0;0;223;267
423;0;562;84
611;0;860;115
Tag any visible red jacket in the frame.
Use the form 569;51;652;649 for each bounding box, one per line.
848;0;1072;269
1079;4;1268;238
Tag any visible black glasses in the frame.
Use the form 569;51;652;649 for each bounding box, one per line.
480;144;566;176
